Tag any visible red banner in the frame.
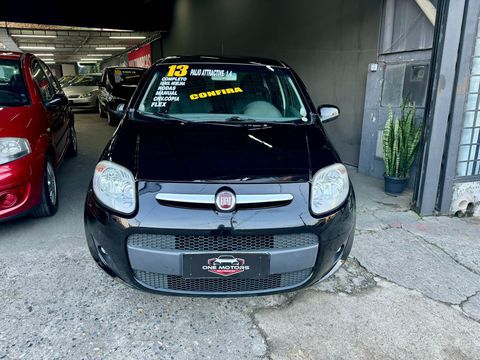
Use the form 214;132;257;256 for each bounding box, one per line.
127;44;152;68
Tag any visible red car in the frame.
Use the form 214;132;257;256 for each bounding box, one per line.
0;51;77;221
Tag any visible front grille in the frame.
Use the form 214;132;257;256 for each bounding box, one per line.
128;233;317;251
134;268;312;293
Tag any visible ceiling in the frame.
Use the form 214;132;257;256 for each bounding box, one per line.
1;0;175;32
1;22;161;64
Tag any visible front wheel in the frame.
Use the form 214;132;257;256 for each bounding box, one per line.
67;124;78;157
107;111;118;127
32;158;58;218
98;101;106;118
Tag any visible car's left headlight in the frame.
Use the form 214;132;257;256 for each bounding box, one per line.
310;163;350;216
80;91;95;99
92;160;136;214
0;138;31;165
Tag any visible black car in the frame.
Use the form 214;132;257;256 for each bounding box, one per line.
84;56;355;297
97;66;146;126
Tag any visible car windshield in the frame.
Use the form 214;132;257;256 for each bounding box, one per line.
108;68;144;87
137;63;310;123
59;75;75;87
69;74;101;87
0;59;29;107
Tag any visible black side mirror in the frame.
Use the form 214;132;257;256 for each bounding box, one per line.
318;105;340;123
108;101;127;118
45;93;68;111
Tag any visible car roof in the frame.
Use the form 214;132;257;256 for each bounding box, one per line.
105;66;146;71
0;51;24;60
155;55;288;68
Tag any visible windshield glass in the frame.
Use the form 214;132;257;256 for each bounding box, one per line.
108;68;144;87
69;74;101;87
138;64;309;123
0;59;29;107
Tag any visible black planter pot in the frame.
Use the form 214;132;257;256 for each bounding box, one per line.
384;175;408;196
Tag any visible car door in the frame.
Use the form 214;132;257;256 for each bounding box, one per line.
32;59;69;164
98;70;109;108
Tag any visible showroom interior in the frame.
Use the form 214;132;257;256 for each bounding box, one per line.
1;0;479;217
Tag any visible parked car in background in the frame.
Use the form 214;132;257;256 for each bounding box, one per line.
0;51;77;221
84;56;355;296
63;73;101;111
98;67;145;126
59;75;75;88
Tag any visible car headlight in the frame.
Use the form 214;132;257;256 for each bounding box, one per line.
80;91;95;98
92;160;136;214
0;138;31;165
310;163;350;215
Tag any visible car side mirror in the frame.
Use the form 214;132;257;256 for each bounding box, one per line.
45;93;68;111
108;101;127;117
318;105;340;123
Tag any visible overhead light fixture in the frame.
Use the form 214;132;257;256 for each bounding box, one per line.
80;58;102;61
11;34;57;38
87;54;112;57
41;58;55;62
96;47;126;50
102;28;134;32
109;36;146;39
78;61;97;64
19;46;55;50
44;61;56;64
33;53;54;57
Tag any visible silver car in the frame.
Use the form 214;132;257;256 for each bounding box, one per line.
63;74;101;110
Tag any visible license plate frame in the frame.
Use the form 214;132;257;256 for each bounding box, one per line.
182;252;270;279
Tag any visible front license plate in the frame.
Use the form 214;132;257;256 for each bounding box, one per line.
183;253;270;279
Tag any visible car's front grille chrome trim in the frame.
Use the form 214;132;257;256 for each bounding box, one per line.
155;193;293;206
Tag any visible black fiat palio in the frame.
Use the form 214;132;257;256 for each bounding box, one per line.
84;56;355;296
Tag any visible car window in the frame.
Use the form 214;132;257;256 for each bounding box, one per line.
39;61;60;94
137;64;309;123
107;68;145;87
69;75;101;87
0;58;29;107
31;59;55;102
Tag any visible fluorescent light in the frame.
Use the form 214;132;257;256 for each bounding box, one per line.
41;58;55;61
19;46;55;50
109;36;146;39
96;47;126;50
34;53;54;57
78;61;97;64
87;54;112;57
80;58;102;61
11;34;57;38
44;61;56;64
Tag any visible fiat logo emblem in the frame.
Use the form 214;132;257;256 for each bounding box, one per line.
215;190;236;212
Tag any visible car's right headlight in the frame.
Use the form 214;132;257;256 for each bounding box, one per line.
310;163;350;216
92;160;136;214
0;138;31;165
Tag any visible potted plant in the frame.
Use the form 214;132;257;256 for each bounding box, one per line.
383;101;423;195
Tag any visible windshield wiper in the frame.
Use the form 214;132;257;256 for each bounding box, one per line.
136;111;191;123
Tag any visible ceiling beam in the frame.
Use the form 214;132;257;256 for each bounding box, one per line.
414;0;437;26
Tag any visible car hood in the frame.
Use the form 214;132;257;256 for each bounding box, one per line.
0;106;35;138
63;86;98;95
106;119;338;183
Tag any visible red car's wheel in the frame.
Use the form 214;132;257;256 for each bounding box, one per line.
32;158;58;218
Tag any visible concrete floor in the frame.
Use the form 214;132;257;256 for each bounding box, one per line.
1;113;480;359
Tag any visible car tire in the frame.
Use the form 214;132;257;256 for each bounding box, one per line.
99;101;106;118
107;111;118;127
66;123;78;157
32;158;58;218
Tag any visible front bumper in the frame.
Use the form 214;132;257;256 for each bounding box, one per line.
68;96;97;109
0;154;44;221
84;181;355;296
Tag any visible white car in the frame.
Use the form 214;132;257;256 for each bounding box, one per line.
213;255;240;266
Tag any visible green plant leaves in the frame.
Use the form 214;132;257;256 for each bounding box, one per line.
383;101;423;178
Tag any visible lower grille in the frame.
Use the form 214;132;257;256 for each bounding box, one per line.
134;268;312;293
128;233;317;251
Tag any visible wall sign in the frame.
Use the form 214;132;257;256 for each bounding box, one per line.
127;44;152;68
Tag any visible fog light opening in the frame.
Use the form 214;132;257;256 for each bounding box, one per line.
0;192;18;210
